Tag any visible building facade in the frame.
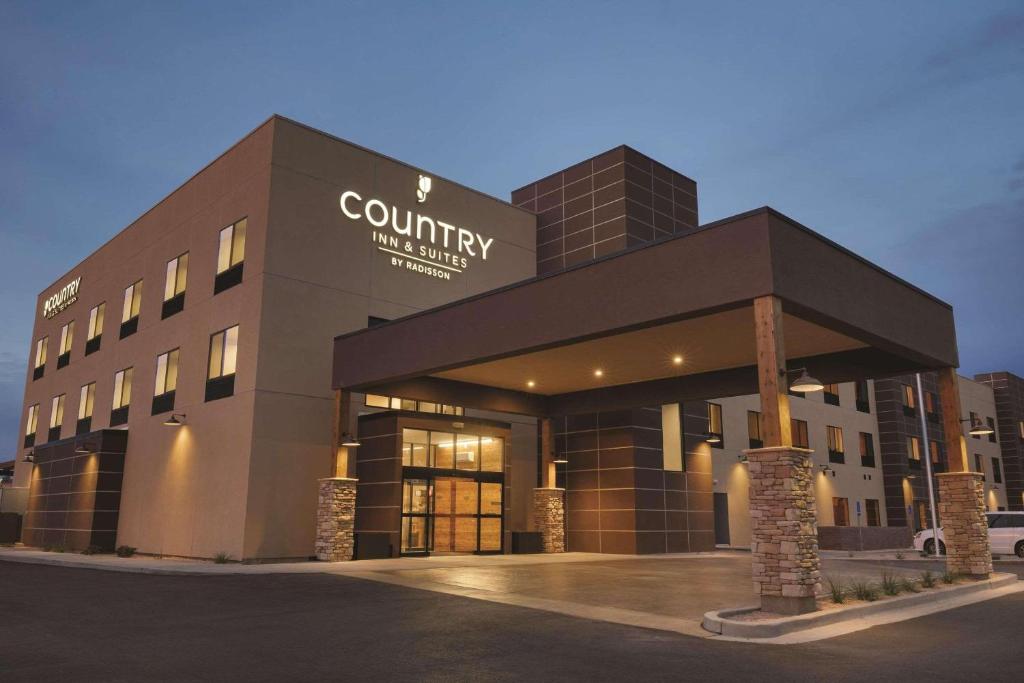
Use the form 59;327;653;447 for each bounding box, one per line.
10;115;1018;565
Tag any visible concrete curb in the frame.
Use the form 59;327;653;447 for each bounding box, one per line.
702;572;1018;640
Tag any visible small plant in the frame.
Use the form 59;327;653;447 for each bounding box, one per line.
42;544;52;552
900;578;921;593
851;580;879;602
895;551;905;560
81;545;104;556
920;570;936;588
115;545;137;558
942;569;958;584
847;551;855;558
826;575;845;604
880;571;901;596
213;551;232;564
50;543;67;553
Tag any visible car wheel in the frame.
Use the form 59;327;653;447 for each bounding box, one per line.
924;539;946;556
1016;541;1024;559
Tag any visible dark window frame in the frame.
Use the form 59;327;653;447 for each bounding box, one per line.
151;390;175;416
85;335;102;356
119;315;139;339
161;291;186;319
110;405;130;427
859;432;876;468
214;262;244;295
205;374;235;402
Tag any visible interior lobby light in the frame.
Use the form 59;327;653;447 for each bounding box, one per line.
788;369;824;393
162;413;187;427
341;432;362;448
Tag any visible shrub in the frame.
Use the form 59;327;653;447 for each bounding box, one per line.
920;570;936;588
942;569;958;584
50;543;67;553
900;578;921;593
826;575;845;604
880;571;901;596
81;545;104;556
895;551;905;560
116;545;137;558
851;581;879;602
213;552;232;564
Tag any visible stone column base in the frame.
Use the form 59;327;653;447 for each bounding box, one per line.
533;488;566;553
745;447;820;615
937;472;992;579
316;477;358;562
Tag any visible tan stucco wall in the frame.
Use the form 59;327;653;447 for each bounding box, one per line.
710;381;885;547
958;376;1007;510
14;116;538;560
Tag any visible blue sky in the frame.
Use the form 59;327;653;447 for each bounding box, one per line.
1;1;1022;451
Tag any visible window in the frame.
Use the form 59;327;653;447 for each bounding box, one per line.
859;432;875;468
120;280;142;338
902;384;916;416
706;402;723;448
206;326;238;401
791;419;809;449
987;417;997;444
969;411;980;439
929;440;942;471
111;367;133;426
48;394;65;441
992;457;1003;484
832;497;850;527
827;426;844;463
24;404;39;448
924;391;938;421
364;394;464;416
86;303;104;355
215;218;246;294
823;383;840;406
401;428;503;473
974;454;984;479
854;380;870;413
77;382;95;434
32;336;47;379
162;252;188;318
907;436;922;467
747;410;762;449
57;321;74;368
1019;421;1024;440
865;499;881;527
152;349;179;415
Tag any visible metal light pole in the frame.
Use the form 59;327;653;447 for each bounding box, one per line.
915;373;941;558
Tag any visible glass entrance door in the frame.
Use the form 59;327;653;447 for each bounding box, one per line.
433;477;478;553
401;479;431;554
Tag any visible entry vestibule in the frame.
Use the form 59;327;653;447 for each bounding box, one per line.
330;207;991;615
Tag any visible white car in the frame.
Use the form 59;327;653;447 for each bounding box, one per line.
913;511;1024;558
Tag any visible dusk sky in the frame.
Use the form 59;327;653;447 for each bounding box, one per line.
1;1;1022;452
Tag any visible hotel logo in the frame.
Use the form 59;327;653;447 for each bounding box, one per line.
42;276;81;319
340;184;494;281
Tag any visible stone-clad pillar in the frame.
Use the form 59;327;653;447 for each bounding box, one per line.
316;477;357;562
746;446;820;615
937;472;992;578
533;488;566;553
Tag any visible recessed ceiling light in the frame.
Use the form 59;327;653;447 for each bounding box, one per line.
527;380;536;388
594;369;604;378
672;355;683;365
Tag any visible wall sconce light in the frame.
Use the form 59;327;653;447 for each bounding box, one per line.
162;413;187;427
737;454;748;463
341;432;361;448
552;454;568;464
22;450;35;464
963;417;994;437
705;432;722;444
74;440;98;454
819;463;833;474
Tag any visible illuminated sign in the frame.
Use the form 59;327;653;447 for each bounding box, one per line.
42;277;81;319
339;181;494;281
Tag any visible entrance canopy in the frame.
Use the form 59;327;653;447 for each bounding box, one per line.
332;207;958;417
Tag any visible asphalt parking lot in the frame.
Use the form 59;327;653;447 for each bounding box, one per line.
2;559;1023;682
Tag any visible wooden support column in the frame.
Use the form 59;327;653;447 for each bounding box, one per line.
937;367;968;473
753;296;792;448
540;417;556;489
332;390;357;478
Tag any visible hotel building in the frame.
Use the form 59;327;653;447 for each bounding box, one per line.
9;118;1022;601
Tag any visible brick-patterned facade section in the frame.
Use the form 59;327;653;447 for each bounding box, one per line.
511;146;698;276
746;447;820;615
532;488;566;552
937;472;992;577
554;404;713;554
22;429;127;552
975;371;1024;511
874;373;946;528
315;477;357;562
